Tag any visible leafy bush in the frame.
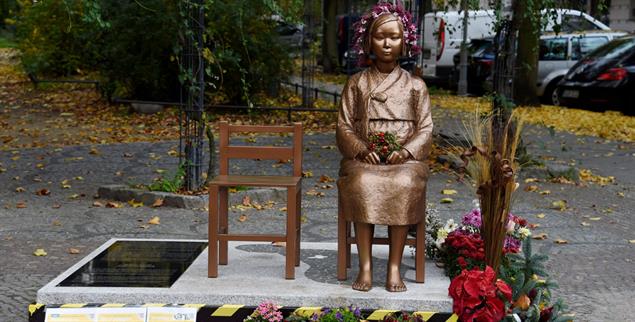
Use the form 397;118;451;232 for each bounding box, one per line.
15;0;298;103
15;0;102;76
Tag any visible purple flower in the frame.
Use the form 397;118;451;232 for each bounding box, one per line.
336;312;343;321
462;209;482;228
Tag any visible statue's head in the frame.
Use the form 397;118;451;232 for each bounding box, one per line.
365;14;405;64
352;1;420;66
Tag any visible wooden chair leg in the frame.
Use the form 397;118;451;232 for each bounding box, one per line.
416;219;425;283
346;221;352;269
219;186;229;265
208;185;219;278
285;187;297;279
337;208;348;281
295;187;301;267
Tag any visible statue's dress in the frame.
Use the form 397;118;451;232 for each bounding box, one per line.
336;66;433;225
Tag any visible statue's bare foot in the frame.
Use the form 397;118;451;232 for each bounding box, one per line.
352;269;372;292
386;267;407;292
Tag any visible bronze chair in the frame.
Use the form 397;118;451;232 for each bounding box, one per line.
337;196;426;283
208;121;303;279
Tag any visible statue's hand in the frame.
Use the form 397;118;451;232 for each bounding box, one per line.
386;150;409;165
360;150;381;165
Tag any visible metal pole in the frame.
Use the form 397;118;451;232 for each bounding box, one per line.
457;0;469;96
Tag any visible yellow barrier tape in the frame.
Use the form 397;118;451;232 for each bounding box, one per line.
211;304;245;317
28;304;44;316
293;307;322;317
100;304;126;308
366;310;398;320
60;304;88;308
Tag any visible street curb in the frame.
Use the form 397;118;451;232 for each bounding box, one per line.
97;185;287;209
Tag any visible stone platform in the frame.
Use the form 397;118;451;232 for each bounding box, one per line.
37;239;452;311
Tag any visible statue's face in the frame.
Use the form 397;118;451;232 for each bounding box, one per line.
371;18;403;64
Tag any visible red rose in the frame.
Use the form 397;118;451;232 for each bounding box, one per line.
457;256;467;268
449;266;511;322
378;132;385;137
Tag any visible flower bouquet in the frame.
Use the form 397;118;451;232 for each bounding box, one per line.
449;266;512;322
368;131;402;163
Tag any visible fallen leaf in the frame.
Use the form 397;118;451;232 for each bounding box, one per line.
441;189;458;195
238;214;248;222
539;190;551;195
74;176;84;181
440;197;454;204
617;192;625;198
629;240;635;244
524;178;538;183
152;199;164;207
589;217;601;221
127;199;144;208
279;207;287;212
319;174;335;183
51;220;62;226
148;216;160;225
302;170;313;178
168;150;178;157
524;185;538;192
36;163;44;169
301;215;308;223
306;189;325;197
68;248;80;254
93;201;104;207
554;239;568;244
52;203;61;209
242;195;251;206
551;200;567;211
321;145;336;149
581;222;591;226
513;293;531;310
16;201;26;208
115;171;123;176
536;213;546;219
106;201;123;208
69;194;80;199
36;188;50;196
532;233;548;240
139;224;150;229
155;169;166;174
61;179;71;189
33;249;48;256
15;187;25;192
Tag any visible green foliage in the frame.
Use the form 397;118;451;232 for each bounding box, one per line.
15;0;103;76
499;239;573;322
149;163;185;192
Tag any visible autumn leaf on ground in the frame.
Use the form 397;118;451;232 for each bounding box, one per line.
35;188;50;196
279;207;287;212
440;197;454;204
68;248;80;254
93;201;104;207
551;200;567;211
61;180;71;189
52;203;61;209
306;189;325;197
168;150;178;157
302;170;313;178
148;216;160;225
36;163;44;169
89;147;100;155
554;239;569;244
155;169;166;174
532;233;548;240
629;240;635;244
539;190;551;195
127;199;144;208
319;174;335;182
525;185;538;192
152;199;164;207
16;201;26;208
242;195;251;207
581;222;591;226
441;189;457;195
524;178;539;183
589;217;601;221
321;145;336;149
106;201;123;208
15;187;25;192
536;213;546;219
69;194;80;199
238;214;248;222
33;249;47;256
74;176;84;181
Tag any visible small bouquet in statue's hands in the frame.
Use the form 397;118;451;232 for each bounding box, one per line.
368;132;402;163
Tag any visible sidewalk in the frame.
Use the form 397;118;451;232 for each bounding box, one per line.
1;106;634;321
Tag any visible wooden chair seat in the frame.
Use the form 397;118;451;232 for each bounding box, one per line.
209;175;301;188
209;121;303;280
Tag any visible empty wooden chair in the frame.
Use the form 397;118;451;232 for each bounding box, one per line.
208;121;303;279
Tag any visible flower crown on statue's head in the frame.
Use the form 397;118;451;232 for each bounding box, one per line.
352;1;421;61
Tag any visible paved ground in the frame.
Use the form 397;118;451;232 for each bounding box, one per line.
1;106;634;321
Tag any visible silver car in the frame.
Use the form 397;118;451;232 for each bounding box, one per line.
537;31;627;105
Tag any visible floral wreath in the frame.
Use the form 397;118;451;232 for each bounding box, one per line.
352;1;421;59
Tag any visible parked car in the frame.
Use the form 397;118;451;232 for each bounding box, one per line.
449;31;626;103
422;9;611;86
449;38;495;95
557;35;635;113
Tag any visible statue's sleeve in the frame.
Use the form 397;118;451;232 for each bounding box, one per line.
336;77;368;160
402;81;433;161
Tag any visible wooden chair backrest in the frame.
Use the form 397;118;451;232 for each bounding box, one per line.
218;121;303;177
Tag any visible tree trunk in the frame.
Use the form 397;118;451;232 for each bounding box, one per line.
322;0;341;73
512;0;541;106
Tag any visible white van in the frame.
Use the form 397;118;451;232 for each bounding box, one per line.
421;9;611;85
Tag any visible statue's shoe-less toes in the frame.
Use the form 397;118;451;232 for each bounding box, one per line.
386;283;407;292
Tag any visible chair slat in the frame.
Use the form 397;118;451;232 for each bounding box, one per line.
209;175;300;187
226;146;293;160
228;124;296;133
218;234;286;242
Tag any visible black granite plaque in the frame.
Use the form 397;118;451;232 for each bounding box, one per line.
58;240;207;287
